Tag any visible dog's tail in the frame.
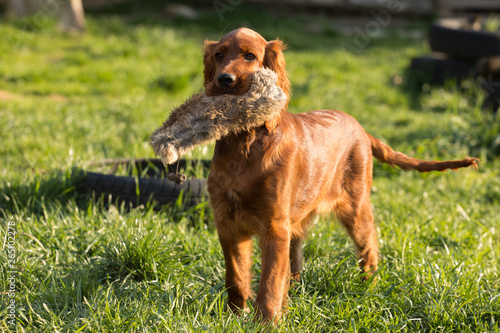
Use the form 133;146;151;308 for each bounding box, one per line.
368;134;479;172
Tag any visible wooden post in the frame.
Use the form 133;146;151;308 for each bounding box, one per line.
59;0;87;33
5;0;87;33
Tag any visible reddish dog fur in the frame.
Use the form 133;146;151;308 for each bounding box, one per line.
203;28;478;321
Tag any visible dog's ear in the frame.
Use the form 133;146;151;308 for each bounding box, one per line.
203;40;218;88
263;39;290;103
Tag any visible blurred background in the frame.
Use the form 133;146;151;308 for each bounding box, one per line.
1;2;499;331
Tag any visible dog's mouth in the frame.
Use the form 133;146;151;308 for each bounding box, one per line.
215;85;238;95
207;75;253;96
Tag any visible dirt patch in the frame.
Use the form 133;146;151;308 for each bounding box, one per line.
0;90;20;101
48;94;66;102
0;90;66;102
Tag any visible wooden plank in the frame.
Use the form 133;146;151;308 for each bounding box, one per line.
440;0;500;10
252;0;435;14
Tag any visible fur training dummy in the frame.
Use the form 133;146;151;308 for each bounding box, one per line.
150;68;286;171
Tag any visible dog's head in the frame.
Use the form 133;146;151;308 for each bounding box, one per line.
203;28;290;107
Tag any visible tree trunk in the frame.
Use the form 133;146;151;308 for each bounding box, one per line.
59;0;87;33
5;0;87;33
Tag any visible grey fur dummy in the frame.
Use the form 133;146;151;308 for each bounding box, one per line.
150;68;286;167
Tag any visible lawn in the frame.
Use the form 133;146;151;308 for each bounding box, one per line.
1;2;499;332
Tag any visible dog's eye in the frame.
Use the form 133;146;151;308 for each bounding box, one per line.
244;53;256;61
215;52;223;61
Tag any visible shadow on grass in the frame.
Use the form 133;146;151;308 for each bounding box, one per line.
0;160;211;219
392;64;500;160
0;169;82;218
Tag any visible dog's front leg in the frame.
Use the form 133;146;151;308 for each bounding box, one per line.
255;222;291;322
217;227;253;313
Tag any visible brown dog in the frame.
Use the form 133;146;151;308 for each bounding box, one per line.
203;28;477;321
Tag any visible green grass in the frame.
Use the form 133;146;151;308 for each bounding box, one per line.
1;3;499;332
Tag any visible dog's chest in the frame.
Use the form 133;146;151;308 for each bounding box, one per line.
207;160;268;233
208;158;260;202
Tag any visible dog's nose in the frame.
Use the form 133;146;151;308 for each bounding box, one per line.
217;73;236;87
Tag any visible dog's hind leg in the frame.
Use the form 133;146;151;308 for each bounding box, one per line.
337;197;379;277
289;236;303;283
334;146;379;277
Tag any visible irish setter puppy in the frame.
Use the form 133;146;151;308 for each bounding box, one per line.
204;28;477;321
